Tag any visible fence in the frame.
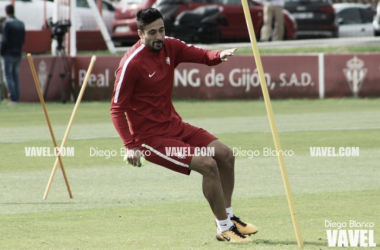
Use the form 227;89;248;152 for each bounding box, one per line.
15;53;380;102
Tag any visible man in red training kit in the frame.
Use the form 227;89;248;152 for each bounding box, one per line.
111;7;258;243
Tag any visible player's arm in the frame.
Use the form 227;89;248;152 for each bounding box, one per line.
174;39;236;65
111;60;142;165
111;113;144;167
111;110;135;148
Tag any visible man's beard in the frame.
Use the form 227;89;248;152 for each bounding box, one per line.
149;40;164;52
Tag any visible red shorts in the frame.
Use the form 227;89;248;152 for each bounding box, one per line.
139;123;217;175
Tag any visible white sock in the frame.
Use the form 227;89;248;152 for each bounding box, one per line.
226;207;234;218
216;217;234;232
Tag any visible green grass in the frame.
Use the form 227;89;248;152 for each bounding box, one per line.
0;99;379;249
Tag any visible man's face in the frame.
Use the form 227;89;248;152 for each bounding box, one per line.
138;18;165;52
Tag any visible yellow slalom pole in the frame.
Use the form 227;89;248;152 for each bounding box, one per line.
240;0;304;248
27;53;73;198
43;55;96;200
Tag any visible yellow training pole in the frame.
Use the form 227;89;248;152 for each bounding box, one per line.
43;55;96;200
27;54;73;199
240;1;304;248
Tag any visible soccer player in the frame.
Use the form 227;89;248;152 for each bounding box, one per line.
111;7;258;243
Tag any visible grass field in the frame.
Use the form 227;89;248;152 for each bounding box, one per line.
0;99;379;249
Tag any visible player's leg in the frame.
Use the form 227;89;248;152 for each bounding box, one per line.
179;126;234;207
189;155;251;242
207;139;259;236
142;137;227;220
189;155;228;220
141;137;251;242
182;125;258;237
207;139;234;208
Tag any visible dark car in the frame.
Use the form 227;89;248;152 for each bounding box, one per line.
284;0;338;38
111;0;297;45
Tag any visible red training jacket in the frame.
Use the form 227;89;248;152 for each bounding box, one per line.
111;37;222;149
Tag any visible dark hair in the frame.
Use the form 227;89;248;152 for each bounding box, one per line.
5;4;14;16
136;8;163;31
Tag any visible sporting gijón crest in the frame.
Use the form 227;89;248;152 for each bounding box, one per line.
343;56;367;97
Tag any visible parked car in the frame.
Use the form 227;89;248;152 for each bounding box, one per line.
162;5;229;44
0;0;115;32
75;0;115;32
373;14;380;36
334;3;376;37
112;0;156;37
374;2;380;36
111;0;297;45
284;0;338;38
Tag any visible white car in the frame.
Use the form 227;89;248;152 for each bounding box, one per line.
373;2;380;36
374;14;380;36
75;0;115;32
0;0;114;32
334;3;376;37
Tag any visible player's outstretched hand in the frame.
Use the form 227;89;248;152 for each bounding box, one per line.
125;147;143;167
220;48;237;62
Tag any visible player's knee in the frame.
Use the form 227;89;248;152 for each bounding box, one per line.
193;156;219;177
204;158;219;178
226;147;235;163
219;147;235;167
